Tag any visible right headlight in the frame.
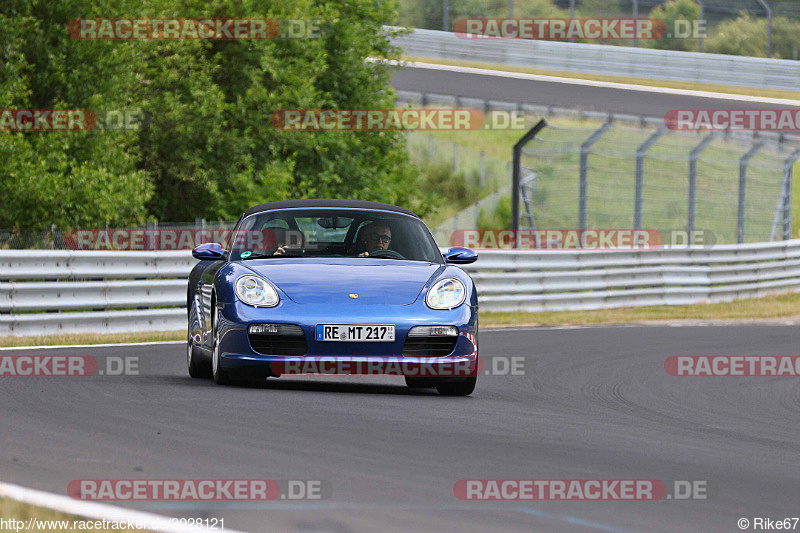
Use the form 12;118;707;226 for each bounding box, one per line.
235;275;279;307
425;278;466;310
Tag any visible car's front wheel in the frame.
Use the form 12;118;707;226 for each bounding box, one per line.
211;308;232;386
187;330;211;379
436;377;477;396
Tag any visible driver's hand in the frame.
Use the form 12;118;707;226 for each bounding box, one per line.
273;246;286;256
358;251;369;257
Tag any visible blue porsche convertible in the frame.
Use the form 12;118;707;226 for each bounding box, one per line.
186;199;479;396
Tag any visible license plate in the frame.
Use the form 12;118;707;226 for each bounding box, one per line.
316;324;395;342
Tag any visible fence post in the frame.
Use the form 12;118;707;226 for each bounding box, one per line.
755;0;772;57
428;136;434;160
775;149;800;240
634;128;666;229
738;143;764;243
512;120;548;235
453;143;459;174
696;0;705;52
579;122;613;230
688;133;716;233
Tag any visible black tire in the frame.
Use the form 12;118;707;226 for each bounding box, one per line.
187;333;212;379
211;308;233;386
436;377;477;396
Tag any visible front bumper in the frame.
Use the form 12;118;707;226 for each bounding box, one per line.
216;300;478;379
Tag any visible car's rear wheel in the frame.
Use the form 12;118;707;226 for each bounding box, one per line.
211;308;232;386
436;377;477;396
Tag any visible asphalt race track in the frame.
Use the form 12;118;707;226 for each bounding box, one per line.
1;325;798;532
390;64;800;117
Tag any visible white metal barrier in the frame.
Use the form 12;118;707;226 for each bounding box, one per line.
391;28;800;92
1;241;799;336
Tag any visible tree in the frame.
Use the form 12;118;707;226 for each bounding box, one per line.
0;0;427;229
706;12;800;59
648;0;701;52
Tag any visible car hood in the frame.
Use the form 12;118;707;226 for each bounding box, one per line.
240;258;444;305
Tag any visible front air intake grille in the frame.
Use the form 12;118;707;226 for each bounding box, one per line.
248;324;307;355
402;336;458;357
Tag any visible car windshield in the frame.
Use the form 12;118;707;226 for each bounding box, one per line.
228;208;443;263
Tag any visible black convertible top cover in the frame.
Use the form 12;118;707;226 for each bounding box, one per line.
243;199;419;218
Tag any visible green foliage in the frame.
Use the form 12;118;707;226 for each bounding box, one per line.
478;194;512;230
417;160;480;214
0;0;151;229
705;12;800;59
648;0;700;51
0;0;422;229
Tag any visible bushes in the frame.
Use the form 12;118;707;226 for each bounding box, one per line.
706;13;800;59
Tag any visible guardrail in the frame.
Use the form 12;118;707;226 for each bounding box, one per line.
391;28;800;92
1;241;799;335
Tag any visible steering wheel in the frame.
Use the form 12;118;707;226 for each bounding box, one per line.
367;249;405;260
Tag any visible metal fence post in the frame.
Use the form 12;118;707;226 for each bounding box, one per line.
688;133;716;233
512;119;548;234
453;143;459;174
579;123;612;230
634;128;666;229
756;0;772;57
738;143;764;243
696;0;704;52
779;150;800;240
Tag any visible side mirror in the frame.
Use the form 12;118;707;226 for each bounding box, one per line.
192;242;226;261
443;247;477;265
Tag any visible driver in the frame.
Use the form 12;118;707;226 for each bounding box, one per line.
357;221;392;257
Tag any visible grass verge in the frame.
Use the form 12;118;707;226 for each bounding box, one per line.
401;56;800;101
0;497;151;532
0;330;183;348
481;291;800;327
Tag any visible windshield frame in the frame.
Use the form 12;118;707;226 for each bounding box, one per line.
227;207;444;264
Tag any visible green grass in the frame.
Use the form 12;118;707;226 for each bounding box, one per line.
0;497;151;532
481;291;800;327
0;330;183;348
410;116;800;242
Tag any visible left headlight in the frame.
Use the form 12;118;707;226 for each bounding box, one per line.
235;275;279;307
426;278;466;310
